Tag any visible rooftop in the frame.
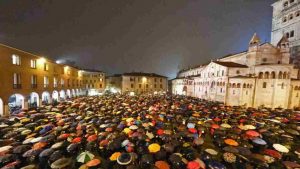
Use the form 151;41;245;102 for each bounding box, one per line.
213;61;248;68
123;72;167;78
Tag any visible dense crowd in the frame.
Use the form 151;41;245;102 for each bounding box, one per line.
0;94;299;169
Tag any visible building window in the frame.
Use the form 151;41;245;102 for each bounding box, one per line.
296;93;299;97
100;84;103;88
283;1;288;7
61;78;65;87
233;90;235;95
262;58;267;62
31;75;37;88
44;76;49;88
286;32;290;38
283;17;287;23
131;84;134;88
44;63;49;71
30;59;37;68
263;82;267;88
160;78;162;82
271;71;276;79
236;70;240;74
296;11;300;17
289;14;293;20
146;84;149;88
281;83;285;89
160;84;163;89
12;54;21;65
13;73;21;89
54;77;58;88
220;88;223;93
139;84;142;88
290;0;294;3
290;30;294;38
154;84;157;88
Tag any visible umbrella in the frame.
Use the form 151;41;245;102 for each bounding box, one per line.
32;142;47;150
77;151;95;163
205;148;218;155
0;146;12;153
263;149;282;159
223;146;239;153
13;145;31;154
155;161;170;169
273;144;289;153
39;148;54;158
148;143;161;153
50;158;72;169
220;123;231;129
252;138;267;145
224;138;239;146
245;130;260;137
282;161;300;168
86;158;101;167
23;149;41;157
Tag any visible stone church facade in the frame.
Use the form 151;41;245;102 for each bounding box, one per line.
172;34;300;109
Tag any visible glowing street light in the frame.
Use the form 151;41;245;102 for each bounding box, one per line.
38;57;46;65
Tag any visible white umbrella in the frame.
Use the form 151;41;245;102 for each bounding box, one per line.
273;144;289;153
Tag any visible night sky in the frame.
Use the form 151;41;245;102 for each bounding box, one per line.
0;0;275;78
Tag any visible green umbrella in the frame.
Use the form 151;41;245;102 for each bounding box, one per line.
76;151;95;163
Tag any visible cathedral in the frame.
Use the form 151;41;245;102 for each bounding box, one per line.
171;34;300;109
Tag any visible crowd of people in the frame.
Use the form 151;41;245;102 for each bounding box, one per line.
0;94;299;169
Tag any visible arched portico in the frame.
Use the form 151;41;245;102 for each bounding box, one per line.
0;98;3;116
59;90;66;101
66;89;71;98
42;91;51;104
8;94;25;114
52;90;59;102
28;92;39;108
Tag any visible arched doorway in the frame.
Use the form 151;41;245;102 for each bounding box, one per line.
72;89;76;97
28;92;39;108
66;89;71;98
182;86;187;95
52;91;59;103
59;90;66;101
8;94;24;114
76;89;79;96
42;91;51;105
0;98;3;116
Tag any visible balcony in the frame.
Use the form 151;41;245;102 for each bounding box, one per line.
13;84;22;89
31;84;37;89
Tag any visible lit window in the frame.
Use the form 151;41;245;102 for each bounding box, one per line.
54;77;58;88
44;76;49;88
31;75;37;88
30;59;37;68
44;63;49;71
13;73;21;89
12;54;21;65
61;78;64;87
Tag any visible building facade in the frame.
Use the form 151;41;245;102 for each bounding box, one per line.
106;72;168;94
271;0;300;65
172;34;300;109
0;43;105;116
82;69;105;95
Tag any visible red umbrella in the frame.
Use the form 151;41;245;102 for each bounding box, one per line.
72;137;82;143
87;135;97;142
263;149;282;159
214;117;221;122
58;133;70;140
189;128;197;134
245;130;260;137
157;129;164;136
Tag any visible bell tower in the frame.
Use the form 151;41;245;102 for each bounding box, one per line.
277;35;290;64
247;33;261;66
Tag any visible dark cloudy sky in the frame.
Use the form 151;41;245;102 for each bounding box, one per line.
0;0;274;78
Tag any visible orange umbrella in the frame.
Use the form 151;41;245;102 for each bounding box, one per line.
211;124;220;129
224;138;239;146
155;161;170;169
33;142;47;150
86;159;101;167
245;130;260;137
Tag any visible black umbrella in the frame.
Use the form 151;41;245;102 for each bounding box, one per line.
13;145;31;154
23;149;42;158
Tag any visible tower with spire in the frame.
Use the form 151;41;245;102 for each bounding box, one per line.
247;33;261;66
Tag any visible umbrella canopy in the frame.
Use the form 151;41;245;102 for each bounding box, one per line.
77;151;95;163
273;144;289;153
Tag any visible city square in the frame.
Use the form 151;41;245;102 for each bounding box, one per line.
0;0;300;169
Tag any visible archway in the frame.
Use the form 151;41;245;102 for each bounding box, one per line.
8;94;24;114
28;92;39;108
66;89;71;98
52;90;59;102
42;91;51;105
0;98;3;116
59;90;66;101
182;86;187;95
76;89;79;96
72;89;76;97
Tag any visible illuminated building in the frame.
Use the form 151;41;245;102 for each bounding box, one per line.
106;72;168;94
172;34;300;109
0;43;105;116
